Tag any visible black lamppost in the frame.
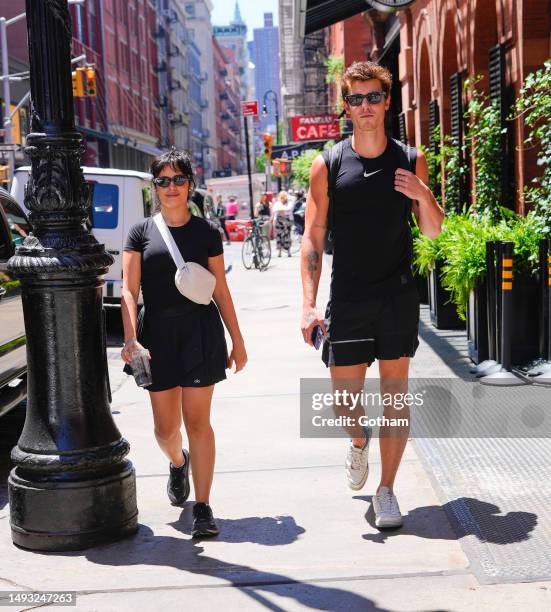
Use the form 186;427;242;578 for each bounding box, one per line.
7;0;138;551
262;89;280;191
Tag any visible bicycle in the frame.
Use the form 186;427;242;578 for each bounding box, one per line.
242;218;271;271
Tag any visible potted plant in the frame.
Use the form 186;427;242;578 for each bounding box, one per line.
413;213;465;329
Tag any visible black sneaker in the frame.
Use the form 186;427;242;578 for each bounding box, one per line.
167;449;190;506
191;502;219;538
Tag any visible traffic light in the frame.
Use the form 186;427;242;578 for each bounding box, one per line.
279;159;290;176
84;67;96;97
263;131;273;159
72;67;84;97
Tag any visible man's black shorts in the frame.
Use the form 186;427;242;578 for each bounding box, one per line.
321;287;420;368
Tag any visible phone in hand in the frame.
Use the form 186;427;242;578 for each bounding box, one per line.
311;325;324;350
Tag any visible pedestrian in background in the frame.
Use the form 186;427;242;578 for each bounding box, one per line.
121;148;247;538
272;190;292;257
254;192;272;238
224;195;238;221
215;193;231;245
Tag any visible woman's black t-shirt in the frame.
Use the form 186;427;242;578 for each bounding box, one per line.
124;215;223;313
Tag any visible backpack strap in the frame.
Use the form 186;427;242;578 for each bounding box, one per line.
406;143;417;174
322;138;347;238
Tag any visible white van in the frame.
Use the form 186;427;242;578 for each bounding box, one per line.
11;167;153;307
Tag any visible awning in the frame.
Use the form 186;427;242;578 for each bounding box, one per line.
295;0;370;37
77;125;118;143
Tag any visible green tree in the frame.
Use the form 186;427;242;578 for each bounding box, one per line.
464;75;503;218
256;153;267;173
513;59;551;235
291;149;320;188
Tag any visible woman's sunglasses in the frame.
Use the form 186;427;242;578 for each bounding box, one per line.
152;175;191;188
344;91;387;106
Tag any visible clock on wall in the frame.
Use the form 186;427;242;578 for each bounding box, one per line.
367;0;416;12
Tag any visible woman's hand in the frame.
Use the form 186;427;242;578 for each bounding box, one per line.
121;337;149;364
227;339;247;373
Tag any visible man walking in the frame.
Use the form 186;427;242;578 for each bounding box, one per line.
300;61;443;528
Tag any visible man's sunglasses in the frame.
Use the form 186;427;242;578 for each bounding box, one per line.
344;91;387;106
152;175;191;188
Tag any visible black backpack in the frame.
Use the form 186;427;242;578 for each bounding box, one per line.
322;137;417;238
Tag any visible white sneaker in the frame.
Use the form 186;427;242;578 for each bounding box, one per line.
345;439;369;490
372;486;403;529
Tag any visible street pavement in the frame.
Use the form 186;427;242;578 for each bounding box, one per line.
1;241;550;611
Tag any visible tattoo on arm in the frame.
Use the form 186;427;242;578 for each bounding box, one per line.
307;250;319;275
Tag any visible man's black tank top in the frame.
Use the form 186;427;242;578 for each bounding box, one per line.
330;137;415;301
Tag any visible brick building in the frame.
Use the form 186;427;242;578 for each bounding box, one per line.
327;14;374;111
71;0;164;170
212;39;242;176
399;0;550;213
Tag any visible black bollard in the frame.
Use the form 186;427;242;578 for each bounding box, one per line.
518;238;551;375
495;241;503;364
547;238;551;362
474;240;500;376
534;238;551;383
7;0;138;551
481;241;525;385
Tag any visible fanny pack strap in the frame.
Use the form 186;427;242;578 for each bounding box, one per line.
153;213;187;271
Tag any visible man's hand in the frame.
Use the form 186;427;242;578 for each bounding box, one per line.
301;306;327;346
394;168;429;202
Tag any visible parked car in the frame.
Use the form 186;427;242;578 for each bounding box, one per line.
11;166;153;309
0;188;28;418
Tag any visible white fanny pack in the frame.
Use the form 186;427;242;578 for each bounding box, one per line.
153;213;216;305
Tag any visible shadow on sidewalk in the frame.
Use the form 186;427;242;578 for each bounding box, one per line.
355;496;537;545
417;314;472;381
171;507;306;546
23;511;391;611
71;519;388;612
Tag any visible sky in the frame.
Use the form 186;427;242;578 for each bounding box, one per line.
211;0;279;40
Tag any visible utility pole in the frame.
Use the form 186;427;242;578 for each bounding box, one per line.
244;115;254;219
1;16;15;185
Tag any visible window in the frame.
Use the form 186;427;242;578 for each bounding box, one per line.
1;197;30;250
88;182;119;229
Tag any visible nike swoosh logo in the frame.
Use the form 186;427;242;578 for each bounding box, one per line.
364;169;383;178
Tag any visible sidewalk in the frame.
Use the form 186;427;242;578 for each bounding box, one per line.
1;244;550;611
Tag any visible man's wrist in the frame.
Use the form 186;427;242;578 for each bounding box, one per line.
124;336;137;346
417;185;434;207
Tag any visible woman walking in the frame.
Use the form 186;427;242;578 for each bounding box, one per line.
121;149;247;538
272;190;292;257
254;192;272;238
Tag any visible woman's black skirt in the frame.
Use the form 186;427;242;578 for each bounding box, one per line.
124;301;228;392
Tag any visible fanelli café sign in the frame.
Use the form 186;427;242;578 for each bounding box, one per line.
291;114;340;142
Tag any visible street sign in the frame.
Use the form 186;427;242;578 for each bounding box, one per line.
271;143;306;161
291;114;340;142
241;100;259;117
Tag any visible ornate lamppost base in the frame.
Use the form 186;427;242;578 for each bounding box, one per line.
8;461;138;552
